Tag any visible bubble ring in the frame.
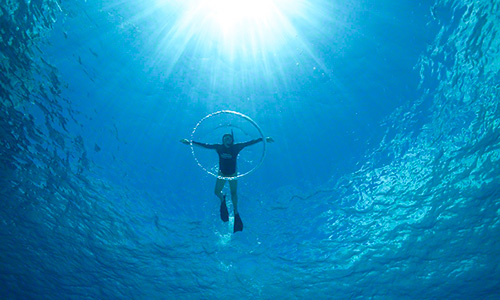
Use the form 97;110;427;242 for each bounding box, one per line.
190;110;266;180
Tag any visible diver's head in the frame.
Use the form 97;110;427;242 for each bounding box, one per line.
222;133;234;146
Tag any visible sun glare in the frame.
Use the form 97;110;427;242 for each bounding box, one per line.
207;0;276;34
184;0;291;51
147;0;331;84
153;0;306;56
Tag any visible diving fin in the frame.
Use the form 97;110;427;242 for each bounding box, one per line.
234;213;243;233
220;195;229;222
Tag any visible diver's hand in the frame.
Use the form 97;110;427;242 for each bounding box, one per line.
180;139;190;145
266;137;274;143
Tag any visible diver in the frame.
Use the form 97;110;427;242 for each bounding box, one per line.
180;131;274;233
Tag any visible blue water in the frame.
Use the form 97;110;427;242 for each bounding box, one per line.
1;0;499;299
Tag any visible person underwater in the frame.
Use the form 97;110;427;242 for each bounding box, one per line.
181;131;274;233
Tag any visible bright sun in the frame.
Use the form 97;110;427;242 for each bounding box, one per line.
148;0;331;80
205;0;276;34
153;0;305;55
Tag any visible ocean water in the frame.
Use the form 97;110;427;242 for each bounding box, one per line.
1;0;499;299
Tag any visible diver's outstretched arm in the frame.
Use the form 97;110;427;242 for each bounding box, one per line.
238;137;274;149
239;137;263;148
180;139;217;149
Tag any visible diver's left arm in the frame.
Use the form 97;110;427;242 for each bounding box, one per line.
240;137;274;148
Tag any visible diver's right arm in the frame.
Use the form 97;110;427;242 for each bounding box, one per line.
180;139;216;149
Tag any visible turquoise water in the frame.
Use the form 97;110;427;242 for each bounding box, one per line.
1;0;499;299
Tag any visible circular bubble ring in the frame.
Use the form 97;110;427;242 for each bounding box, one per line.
190;110;266;180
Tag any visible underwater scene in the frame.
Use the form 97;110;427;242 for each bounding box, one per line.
1;0;499;299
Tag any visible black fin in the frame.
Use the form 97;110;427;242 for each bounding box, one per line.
234;213;243;233
220;195;229;222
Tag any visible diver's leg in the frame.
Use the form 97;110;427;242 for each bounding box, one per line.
215;178;229;222
229;179;238;214
214;178;225;202
229;179;243;232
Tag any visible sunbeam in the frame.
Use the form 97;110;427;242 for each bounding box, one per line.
145;0;335;87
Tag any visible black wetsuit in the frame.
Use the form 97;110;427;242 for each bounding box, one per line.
192;138;263;176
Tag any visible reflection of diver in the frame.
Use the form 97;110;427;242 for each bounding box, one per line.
181;132;274;233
